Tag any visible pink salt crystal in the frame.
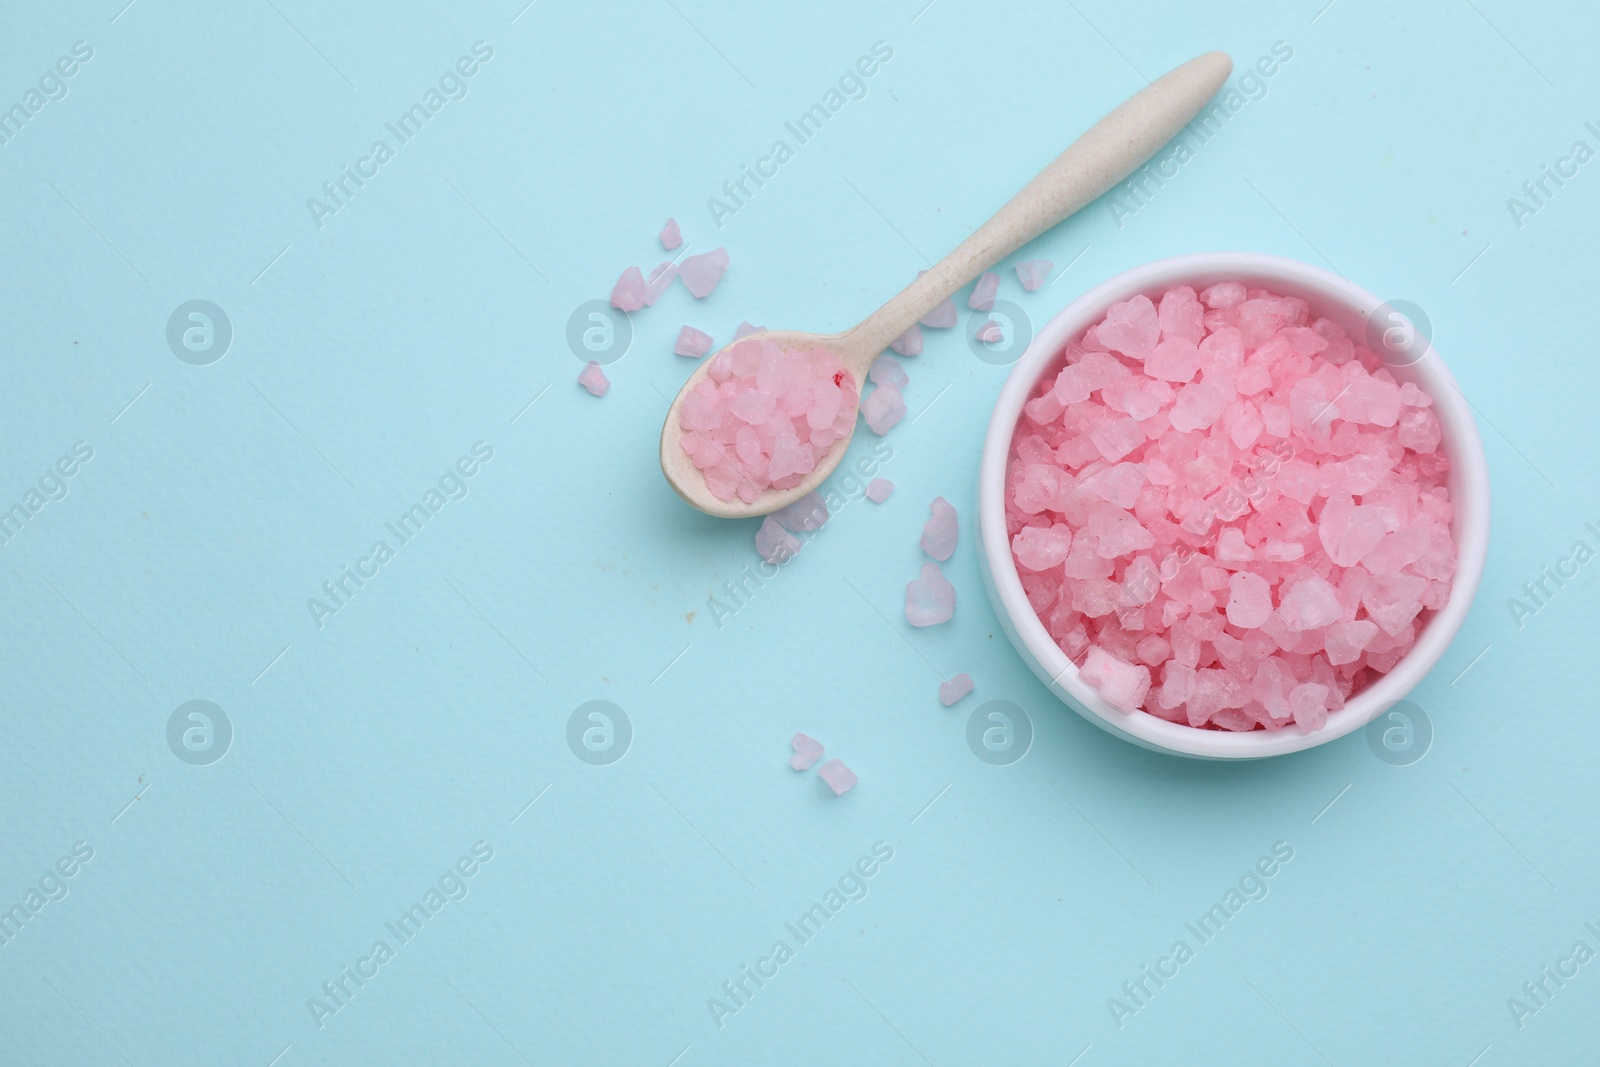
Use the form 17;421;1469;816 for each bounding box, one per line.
862;384;906;435
774;491;830;533
660;217;682;250
969;271;1000;311
1145;338;1202;382
675;325;714;358
920;497;959;560
905;562;955;626
921;298;958;328
756;516;802;564
610;266;646;311
1216;527;1254;562
679;247;729;298
643;262;677;306
1094;295;1161;360
1012;524;1073;570
788;732;824;770
1397;407;1441;453
1226;572;1274;628
1289;683;1330;731
939;673;974;706
869;354;908;389
817;758;858;796
891;325;924;356
1158;286;1207;344
975;319;1005;344
866;478;894;503
1169;381;1230;432
734;321;766;340
1324;619;1378;665
577;361;610;397
1362;572;1426;635
1279;575;1343;631
1318;495;1393;567
1015;259;1052;292
1079;463;1145;508
1080;646;1151;712
1200;281;1247;308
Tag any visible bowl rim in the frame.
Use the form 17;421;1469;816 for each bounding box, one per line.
977;251;1491;760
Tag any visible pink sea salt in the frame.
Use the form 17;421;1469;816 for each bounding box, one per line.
939;673;974;706
789;732;824;770
922;299;958;328
1016;259;1052;292
920;497;958;561
866;478;894;503
735;321;765;340
675;326;713;358
870;355;908;389
1006;282;1457;732
906;562;955;626
891;325;924;356
679;247;728;298
660;217;682;250
817;758;858;796
578;361;609;397
610;266;646;311
970;271;1001;311
643;262;677;307
976;319;1004;344
862;384;905;436
756;516;802;564
678;337;857;503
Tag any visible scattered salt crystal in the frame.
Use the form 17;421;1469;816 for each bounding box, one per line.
862;384;906;435
643;262;677;307
817;758;858;795
869;354;909;389
1080;646;1151;712
920;497;959;560
866;478;894;503
788;732;824;770
774;491;830;533
891;326;924;356
675;326;713;358
578;361;609;397
610;267;646;311
905;562;955;626
921;299;958;328
735;321;765;340
679;247;729;298
756;516;802;564
660;217;682;250
939;673;974;706
1004;281;1457;731
969;271;1000;311
1015;259;1052;292
975;319;1005;344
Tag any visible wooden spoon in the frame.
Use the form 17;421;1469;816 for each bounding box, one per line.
661;51;1233;518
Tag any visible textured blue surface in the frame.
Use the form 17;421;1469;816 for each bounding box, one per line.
2;1;1597;1064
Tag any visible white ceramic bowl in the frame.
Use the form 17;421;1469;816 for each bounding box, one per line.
978;252;1491;759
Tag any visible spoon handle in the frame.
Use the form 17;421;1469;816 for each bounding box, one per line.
845;50;1234;360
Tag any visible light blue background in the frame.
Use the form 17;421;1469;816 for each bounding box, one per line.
2;1;1596;1064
